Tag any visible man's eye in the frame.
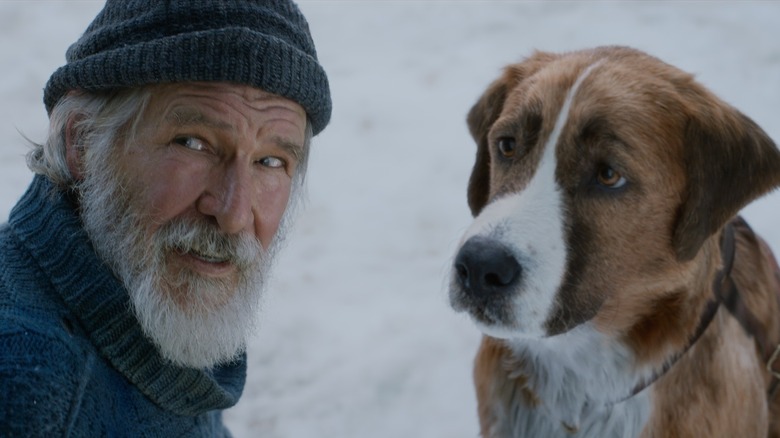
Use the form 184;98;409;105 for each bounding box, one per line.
259;156;286;169
172;136;207;152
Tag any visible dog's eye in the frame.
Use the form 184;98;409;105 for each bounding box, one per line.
496;137;517;158
596;165;626;188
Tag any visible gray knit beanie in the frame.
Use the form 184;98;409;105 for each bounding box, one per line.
44;0;331;135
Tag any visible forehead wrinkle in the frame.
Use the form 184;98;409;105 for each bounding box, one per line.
165;106;234;132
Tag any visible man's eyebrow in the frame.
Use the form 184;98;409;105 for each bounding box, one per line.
166;107;304;160
272;136;304;162
166;107;233;131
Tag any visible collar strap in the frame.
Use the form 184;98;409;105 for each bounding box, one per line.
622;300;720;402
723;217;780;398
622;217;780;403
618;221;736;403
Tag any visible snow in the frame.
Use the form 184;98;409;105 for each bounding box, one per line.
1;1;779;437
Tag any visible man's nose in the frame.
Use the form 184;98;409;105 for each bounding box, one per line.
198;162;253;235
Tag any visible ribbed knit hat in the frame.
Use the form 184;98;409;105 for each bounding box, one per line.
43;0;331;135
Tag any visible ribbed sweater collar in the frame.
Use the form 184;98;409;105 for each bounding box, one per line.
9;175;246;416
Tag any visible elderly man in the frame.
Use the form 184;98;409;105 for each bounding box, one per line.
0;0;330;435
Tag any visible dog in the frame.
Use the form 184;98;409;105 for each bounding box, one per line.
448;46;780;437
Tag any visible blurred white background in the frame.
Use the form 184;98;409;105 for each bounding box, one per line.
2;2;779;437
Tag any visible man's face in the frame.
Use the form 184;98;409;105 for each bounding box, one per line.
122;82;306;305
76;82;308;368
130;82;307;247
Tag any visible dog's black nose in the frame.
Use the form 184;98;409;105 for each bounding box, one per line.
454;236;521;297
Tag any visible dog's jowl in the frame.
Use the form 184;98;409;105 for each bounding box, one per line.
449;46;780;438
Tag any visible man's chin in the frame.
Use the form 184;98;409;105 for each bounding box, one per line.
162;272;239;316
130;275;263;369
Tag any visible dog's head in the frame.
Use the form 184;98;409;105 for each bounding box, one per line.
450;46;780;340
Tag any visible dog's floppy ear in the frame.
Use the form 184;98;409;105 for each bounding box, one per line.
466;78;508;216
466;53;557;216
673;99;780;261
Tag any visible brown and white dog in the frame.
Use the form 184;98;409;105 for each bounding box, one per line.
448;46;780;437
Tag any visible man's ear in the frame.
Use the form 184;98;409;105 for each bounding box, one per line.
673;104;780;261
64;114;86;181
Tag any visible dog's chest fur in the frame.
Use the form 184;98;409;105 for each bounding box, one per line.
479;325;653;437
503;397;648;438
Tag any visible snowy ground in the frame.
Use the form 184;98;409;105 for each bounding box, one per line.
2;1;779;437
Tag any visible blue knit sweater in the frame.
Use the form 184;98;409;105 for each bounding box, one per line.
0;176;246;437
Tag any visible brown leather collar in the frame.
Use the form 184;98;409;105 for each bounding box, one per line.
620;217;780;403
722;217;780;398
615;225;733;404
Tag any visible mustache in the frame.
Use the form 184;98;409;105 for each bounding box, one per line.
154;218;264;272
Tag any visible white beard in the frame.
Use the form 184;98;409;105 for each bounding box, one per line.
78;144;294;369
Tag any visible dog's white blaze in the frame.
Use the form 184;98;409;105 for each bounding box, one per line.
461;62;602;339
